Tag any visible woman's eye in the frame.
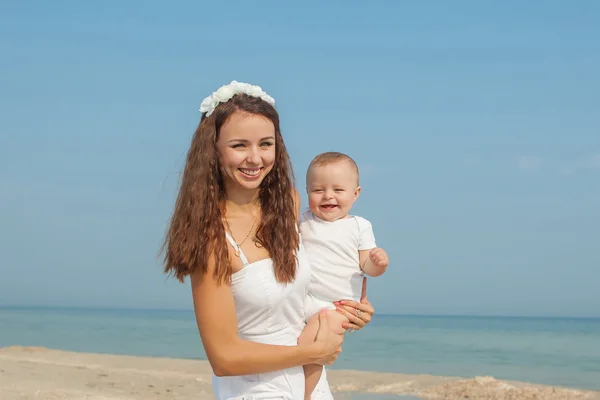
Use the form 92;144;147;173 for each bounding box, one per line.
261;142;274;147
232;144;244;149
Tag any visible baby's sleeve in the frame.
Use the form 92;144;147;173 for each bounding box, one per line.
356;217;377;250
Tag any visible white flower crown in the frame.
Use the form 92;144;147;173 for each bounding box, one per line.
199;80;276;117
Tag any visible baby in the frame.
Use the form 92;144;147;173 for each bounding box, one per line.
297;151;389;399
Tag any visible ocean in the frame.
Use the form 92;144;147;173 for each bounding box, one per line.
1;306;599;394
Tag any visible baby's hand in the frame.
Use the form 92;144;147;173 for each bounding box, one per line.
369;248;388;269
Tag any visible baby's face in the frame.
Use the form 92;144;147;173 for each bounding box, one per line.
306;161;360;222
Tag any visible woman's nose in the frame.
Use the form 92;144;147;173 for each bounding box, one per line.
246;147;261;164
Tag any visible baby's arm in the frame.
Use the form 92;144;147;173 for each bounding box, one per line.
360;248;389;277
356;216;389;277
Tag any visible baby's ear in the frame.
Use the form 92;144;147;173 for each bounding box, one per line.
354;186;362;200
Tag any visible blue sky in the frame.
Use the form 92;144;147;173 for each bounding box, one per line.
1;1;599;317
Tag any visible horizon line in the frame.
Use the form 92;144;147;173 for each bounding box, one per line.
1;304;598;320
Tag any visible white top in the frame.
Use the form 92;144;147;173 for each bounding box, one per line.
211;231;334;400
299;209;377;303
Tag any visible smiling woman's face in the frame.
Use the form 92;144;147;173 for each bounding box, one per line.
216;110;276;193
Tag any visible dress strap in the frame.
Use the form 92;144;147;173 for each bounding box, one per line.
224;232;250;267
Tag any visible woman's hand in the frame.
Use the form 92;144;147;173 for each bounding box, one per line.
311;310;343;365
334;278;375;332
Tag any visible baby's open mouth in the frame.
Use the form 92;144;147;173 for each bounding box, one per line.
320;204;338;210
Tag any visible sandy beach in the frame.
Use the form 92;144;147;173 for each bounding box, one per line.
0;346;598;400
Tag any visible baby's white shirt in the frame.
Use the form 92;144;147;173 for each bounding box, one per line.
299;209;377;302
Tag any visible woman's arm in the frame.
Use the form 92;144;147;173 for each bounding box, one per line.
191;254;343;377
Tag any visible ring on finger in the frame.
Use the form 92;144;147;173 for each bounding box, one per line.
355;309;362;317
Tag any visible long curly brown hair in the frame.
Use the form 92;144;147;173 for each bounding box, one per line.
162;93;299;285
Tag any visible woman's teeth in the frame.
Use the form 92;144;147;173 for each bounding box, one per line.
240;168;260;176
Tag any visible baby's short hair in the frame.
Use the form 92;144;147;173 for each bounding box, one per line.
307;151;360;184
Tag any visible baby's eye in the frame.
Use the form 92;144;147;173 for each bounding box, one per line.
313;189;324;193
335;189;345;192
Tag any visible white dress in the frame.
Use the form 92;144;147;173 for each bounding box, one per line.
211;232;334;400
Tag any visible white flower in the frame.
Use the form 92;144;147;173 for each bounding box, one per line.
246;86;263;97
261;93;275;104
199;80;275;117
214;85;236;102
199;96;216;115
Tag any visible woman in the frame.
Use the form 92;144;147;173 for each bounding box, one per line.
163;81;374;399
